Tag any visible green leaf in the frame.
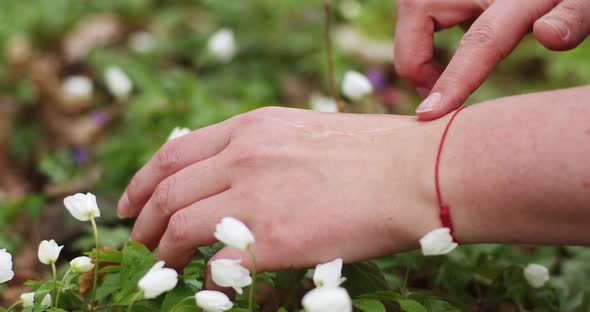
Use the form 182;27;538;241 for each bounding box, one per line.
119;241;156;302
96;272;121;301
357;290;402;301
353;299;386;312
398;299;427;312
86;248;123;263
342;261;389;297
161;281;198;311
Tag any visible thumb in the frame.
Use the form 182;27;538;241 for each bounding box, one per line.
533;0;590;51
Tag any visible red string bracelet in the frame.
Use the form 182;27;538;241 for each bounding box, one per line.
434;106;467;243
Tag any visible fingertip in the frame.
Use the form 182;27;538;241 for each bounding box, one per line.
533;19;576;51
117;192;130;218
415;92;462;121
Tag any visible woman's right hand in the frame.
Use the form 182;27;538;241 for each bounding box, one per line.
394;0;590;120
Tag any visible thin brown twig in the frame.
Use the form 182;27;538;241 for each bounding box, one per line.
324;0;344;112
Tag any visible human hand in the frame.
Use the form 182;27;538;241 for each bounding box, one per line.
394;0;590;120
117;107;441;290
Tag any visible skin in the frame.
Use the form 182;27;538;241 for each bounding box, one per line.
118;86;590;291
394;0;590;120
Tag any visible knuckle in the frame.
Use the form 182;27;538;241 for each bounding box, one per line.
126;174;143;206
397;0;427;11
153;177;174;216
168;210;189;241
235;106;280;127
394;60;422;83
461;23;496;47
230;144;274;168
156;142;181;173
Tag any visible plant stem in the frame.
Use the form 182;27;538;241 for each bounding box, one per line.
6;300;22;311
169;296;194;312
55;267;73;307
401;265;410;298
90;217;100;308
126;292;142;312
51;262;58;307
247;245;257;312
324;0;343;111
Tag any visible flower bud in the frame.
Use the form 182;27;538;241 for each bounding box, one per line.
138;261;178;299
419;227;458;256
62;76;93;100
214;217;255;251
207;28;236;62
302;287;352;312
210;259;252;294
310;93;338;113
341;70;373;100
41;294;51;308
64;192;101;222
313;258;346;288
70;256;95;273
38;240;64;265
195;290;233;312
20;292;35;307
0;249;14;283
524;263;550;288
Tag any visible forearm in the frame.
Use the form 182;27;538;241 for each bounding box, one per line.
417;85;590;246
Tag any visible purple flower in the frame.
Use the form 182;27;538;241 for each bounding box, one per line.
73;148;89;165
91;110;107;126
366;68;386;90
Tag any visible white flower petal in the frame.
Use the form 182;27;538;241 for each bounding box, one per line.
0;249;14;283
138;261;178;299
195;290;233;312
313;258;345;288
167;127;191;141
210;259;252;295
41;294;51;308
524;263;550;288
64;192;100;221
20;292;35;307
214;217;255;251
419;227;458;256
38;240;64;265
62;76;93;99
104;66;132;98
302;287;352;312
208;28;236;62
70;256;95;273
341;70;373;100
310;93;338;113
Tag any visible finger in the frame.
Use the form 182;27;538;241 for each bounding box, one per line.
130;155;231;249
118;120;234;218
416;0;557;120
157;191;239;270
394;0;444;92
533;0;590;51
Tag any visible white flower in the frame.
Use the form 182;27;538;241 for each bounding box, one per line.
214;217;255;251
167;127;191;141
310;93;338;113
419;227;458;256
524;263;550;288
20;292;35;307
210;259;252;294
339;0;362;20
41;294;51;308
70;256;95;273
301;287;352;312
38;240;64;265
138;261;178;299
208;28;236;62
313;258;346;288
104;66;132;99
0;249;14;283
195;290;233;312
64;192;101;221
129;31;155;53
341;70;373;100
62;75;93;99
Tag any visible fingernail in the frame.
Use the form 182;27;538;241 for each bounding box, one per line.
416;92;442;113
118;192;130;218
417;87;430;98
543;19;569;39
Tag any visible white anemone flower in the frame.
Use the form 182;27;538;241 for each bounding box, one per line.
207;28;236;62
38;240;64;265
0;249;14;283
64;192;100;221
214;217;255;251
419;227;458;256
195;290;233;312
210;259;252;294
524;263;550;288
313;258;346;288
301;287;352;312
341;70;373;100
137;261;178;299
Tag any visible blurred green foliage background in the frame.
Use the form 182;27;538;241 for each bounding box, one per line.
1;0;589;310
